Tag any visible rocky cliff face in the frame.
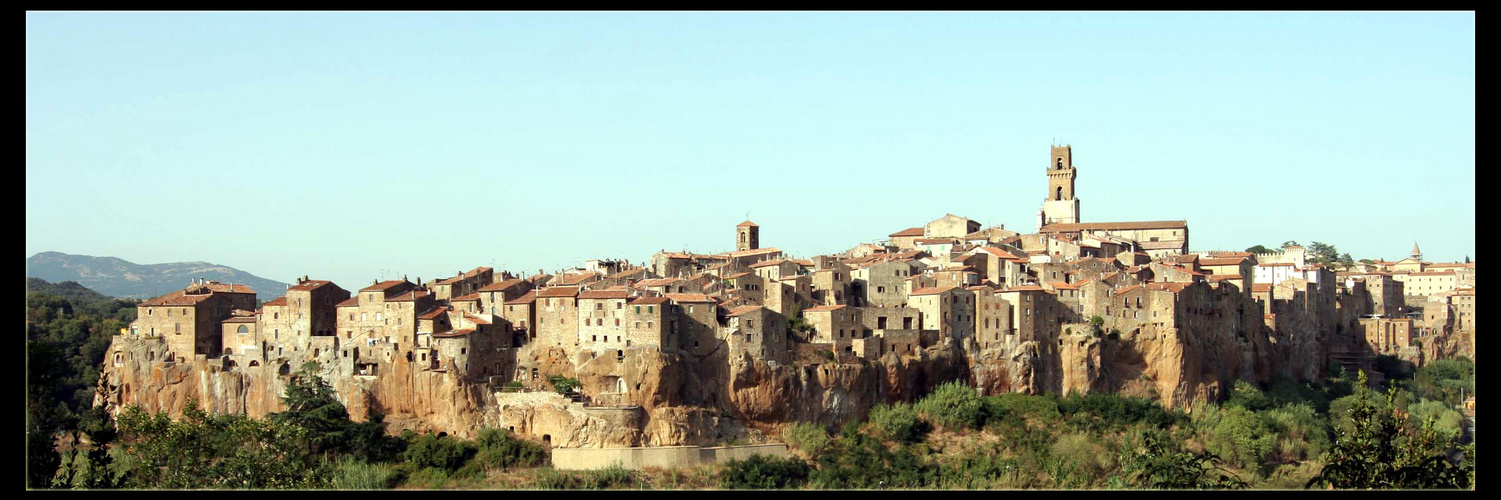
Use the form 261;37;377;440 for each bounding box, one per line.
99;313;1335;446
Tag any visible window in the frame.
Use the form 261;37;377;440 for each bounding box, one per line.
635;305;641;314
596;303;603;310
648;306;654;314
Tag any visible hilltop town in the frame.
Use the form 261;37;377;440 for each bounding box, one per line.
97;145;1476;449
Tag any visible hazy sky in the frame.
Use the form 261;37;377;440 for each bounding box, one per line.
26;11;1475;291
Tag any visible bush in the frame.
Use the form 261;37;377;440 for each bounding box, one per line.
866;403;930;443
580;463;638;489
781;422;830;456
1199;404;1276;472
530;467;575;489
718;454;810;489
915;381;986;431
473;428;547;470
1224;380;1271;412
548;375;581;395
331;457;401;490
811;424;937;489
401;433;477;472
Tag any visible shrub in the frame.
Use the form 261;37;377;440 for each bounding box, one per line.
547;375;581;395
866;403;930;443
580;463;638;489
915;381;986;431
718;454;810;489
1200;405;1276;472
530;467;575;489
330;457;401;490
781;422;830;456
473;428;547;470
401;433;477;472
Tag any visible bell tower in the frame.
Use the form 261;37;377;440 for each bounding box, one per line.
1037;144;1081;230
736;220;759;251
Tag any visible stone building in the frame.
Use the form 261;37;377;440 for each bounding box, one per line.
432;267;494;302
502;290;539;344
478;278;535;317
804;304;863;355
973;286;1013;349
724;305;786;363
536;286;582;348
736;220;760;252
925;213;982;239
1039;221;1189;259
851;259;920;308
1037;145;1081;230
130;280;258;360
750;259;800;283
626;296;671;349
666;293;719;356
578;289;631;349
888;227;926;250
908;286;975;341
809;262;852;306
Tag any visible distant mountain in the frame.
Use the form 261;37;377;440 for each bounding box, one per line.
25;251;289;301
25;277;117;303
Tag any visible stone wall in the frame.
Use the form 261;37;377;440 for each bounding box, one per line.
551;444;787;470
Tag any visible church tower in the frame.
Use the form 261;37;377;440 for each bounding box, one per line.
1037;144;1081;230
736;220;759;251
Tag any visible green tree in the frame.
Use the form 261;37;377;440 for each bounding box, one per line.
914;381;986;431
1121;429;1245;489
1281;241;1301;249
114;400;330;489
1245;245;1273;254
1306;371;1471;489
866;403;930;443
270;362;351;455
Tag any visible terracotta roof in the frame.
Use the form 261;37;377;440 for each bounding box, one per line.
202;283;256;294
665;293;716;303
976;247;1021;260
1003;285;1048;292
222;315;256;323
1209;274;1242;282
737;220;759;227
432;328;474;339
387;290;432;302
287;280;333;292
914;238;958;245
1410;271;1458;276
578;290;630;300
629;296;670;305
1040;220;1188;232
1199;257;1248;266
1047;282;1081;290
558;272;601;285
263;297;289;307
451;292;481;302
504;291;538;305
1145;282;1191;293
725;272;754;279
889;227;925;237
418;306;450;320
1251;284;1273;292
1167;265;1206;277
792;259;815;267
1138;241;1186;250
478;279;526;292
910;286;958;296
749;259;787;269
536;286;580;298
462;312;491;325
722;247;782;258
360;280;411;292
803;304;848;312
336;297;360;307
636;278;681;287
724;305;763;317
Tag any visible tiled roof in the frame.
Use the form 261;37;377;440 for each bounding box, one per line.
914;238;957;245
222;315;257;323
504;291;538;305
910;286;958;296
1047;282;1081;290
288;280;333;292
723;247;782;258
432;328;474;339
1209;274;1242;281
479;279;526;292
727;305;764;316
629;296;670;305
558;272;601;285
725;272;754;279
387;290;432;302
976;247;1021;260
636;278;681;287
749;259;787;269
263;297;289;307
462;312;491;325
1138;241;1186;250
737;220;759;227
204;283;256;294
536;286;580;298
360;280;410;292
1113;285;1143;295
578;290;630;300
1199;257;1248;266
889;227;925;237
336;297;360;307
1145;282;1191;293
1251;284;1273;292
803;304;848;312
1040;220;1188;232
665;293;716;303
451;292;481;302
418;306;450;320
1003;285;1048;292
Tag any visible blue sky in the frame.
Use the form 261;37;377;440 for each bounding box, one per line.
26;12;1475;291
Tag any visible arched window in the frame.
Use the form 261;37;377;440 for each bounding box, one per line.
1056;186;1063;200
1057;157;1064;169
237;325;249;334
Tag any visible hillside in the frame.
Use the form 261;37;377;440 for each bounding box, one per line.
25;251;289;301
